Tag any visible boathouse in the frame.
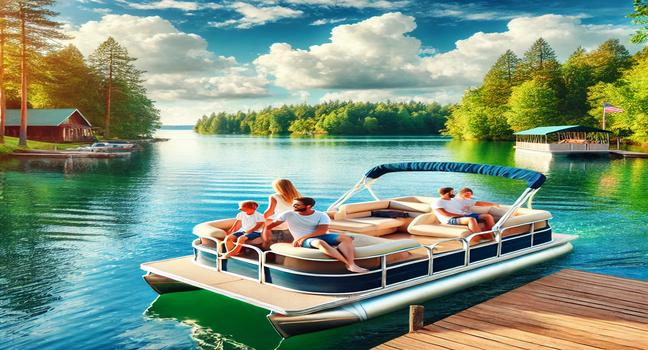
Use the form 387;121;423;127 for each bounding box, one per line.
514;125;611;153
4;109;95;143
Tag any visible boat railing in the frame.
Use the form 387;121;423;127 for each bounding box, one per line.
192;217;552;294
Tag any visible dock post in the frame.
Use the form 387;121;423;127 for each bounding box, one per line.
408;305;424;333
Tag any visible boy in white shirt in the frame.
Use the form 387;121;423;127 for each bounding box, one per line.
431;187;482;233
457;187;496;232
223;200;265;258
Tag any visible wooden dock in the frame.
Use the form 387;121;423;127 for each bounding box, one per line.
10;150;130;159
609;150;648;158
375;269;648;350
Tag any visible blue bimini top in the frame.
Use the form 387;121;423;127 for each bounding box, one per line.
364;162;546;189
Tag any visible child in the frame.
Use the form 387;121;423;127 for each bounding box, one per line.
457;187;496;233
223;200;265;258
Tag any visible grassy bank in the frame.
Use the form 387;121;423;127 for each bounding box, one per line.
0;136;87;155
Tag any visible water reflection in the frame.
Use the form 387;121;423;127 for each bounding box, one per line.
0;148;157;345
145;291;282;349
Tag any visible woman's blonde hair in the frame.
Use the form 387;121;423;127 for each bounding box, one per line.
273;178;301;203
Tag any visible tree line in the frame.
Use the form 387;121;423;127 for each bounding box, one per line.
0;0;160;146
445;38;648;142
194;101;451;136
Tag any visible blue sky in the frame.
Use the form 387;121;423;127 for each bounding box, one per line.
56;1;642;124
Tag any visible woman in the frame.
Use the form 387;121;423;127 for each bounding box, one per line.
264;178;301;242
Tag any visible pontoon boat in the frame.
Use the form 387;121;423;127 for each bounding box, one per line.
141;162;576;338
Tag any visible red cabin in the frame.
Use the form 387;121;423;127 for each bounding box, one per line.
5;109;95;143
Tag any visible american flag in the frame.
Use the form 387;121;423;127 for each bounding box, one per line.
603;102;624;113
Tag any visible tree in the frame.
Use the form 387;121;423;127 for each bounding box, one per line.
0;0;17;144
88;37;138;138
561;47;594;122
15;0;67;146
629;0;648;44
584;39;631;83
588;53;648;142
506;79;560;132
482;50;520;105
38;45;102;123
517;38;560;88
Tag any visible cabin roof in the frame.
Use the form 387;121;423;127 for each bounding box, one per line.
5;109;92;127
514;125;612;136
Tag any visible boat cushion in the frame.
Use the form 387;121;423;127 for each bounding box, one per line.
408;224;473;238
329;217;404;236
334;200;391;219
270;233;421;260
489;206;552;228
192;218;236;239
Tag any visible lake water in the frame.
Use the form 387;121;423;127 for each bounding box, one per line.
1;130;647;350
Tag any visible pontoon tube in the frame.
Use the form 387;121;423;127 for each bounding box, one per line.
268;240;573;338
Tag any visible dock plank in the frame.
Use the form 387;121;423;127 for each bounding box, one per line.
374;269;648;350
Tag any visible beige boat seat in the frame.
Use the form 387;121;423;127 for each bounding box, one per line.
192;218;236;240
407;205;552;238
330;199;432;236
270;233;420;260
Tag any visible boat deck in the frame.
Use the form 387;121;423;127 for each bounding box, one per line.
141;256;349;314
375;269;648;350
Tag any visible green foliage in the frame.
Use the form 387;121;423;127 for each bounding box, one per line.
482;50;520;105
630;0;648;44
449;36;648;143
195;101;450;136
0;3;158;141
588;53;648;142
506;79;559;132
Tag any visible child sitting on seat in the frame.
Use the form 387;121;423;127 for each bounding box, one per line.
457;188;497;241
223;200;265;258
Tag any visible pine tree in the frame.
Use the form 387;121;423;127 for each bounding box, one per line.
88;37;139;138
41;45;103;123
517;38;560;83
14;0;67;146
482;49;520;105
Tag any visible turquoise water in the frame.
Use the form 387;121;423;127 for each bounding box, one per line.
1;130;647;349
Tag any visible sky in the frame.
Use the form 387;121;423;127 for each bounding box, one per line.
55;0;643;125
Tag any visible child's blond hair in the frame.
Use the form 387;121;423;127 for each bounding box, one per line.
238;200;259;209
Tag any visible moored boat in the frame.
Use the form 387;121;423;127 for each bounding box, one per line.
78;141;138;152
141;162;576;338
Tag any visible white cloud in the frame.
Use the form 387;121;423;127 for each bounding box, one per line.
426;3;527;21
67;14;268;102
255;12;639;92
310;18;347;26
91;8;112;14
118;0;223;11
209;2;303;29
123;0;199;11
320;88;462;105
291;90;311;102
285;0;408;9
255;12;430;89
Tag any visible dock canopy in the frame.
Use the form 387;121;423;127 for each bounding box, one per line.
514;125;612;136
364;162;546;189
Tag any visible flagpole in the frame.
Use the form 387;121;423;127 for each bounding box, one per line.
602;107;606;129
